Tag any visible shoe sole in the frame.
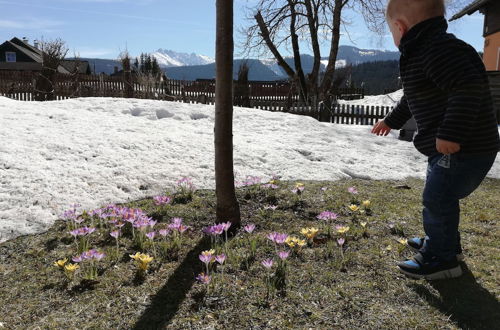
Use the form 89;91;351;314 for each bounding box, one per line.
407;245;465;262
398;265;463;280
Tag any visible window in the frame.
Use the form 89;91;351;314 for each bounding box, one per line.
5;52;16;62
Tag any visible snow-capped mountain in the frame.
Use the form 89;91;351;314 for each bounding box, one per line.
152;49;215;67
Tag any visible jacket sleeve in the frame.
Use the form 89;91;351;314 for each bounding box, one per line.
384;93;412;129
422;38;483;144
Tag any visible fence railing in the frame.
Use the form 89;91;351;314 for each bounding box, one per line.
0;70;392;125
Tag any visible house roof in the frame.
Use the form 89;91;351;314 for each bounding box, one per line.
450;0;493;21
2;37;89;74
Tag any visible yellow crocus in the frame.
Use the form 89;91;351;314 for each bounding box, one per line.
336;226;350;234
362;200;371;208
349;204;360;212
296;239;307;247
202;249;215;256
295;182;304;188
397;238;408;245
360;221;367;228
54;258;68;269
64;263;80;272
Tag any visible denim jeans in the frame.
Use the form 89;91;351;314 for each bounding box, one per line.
421;152;497;261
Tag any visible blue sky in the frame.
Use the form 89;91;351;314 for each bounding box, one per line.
0;0;485;59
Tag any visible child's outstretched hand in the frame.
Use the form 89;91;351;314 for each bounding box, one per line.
371;120;391;136
436;138;460;155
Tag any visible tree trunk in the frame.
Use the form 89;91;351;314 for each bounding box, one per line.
215;0;241;231
255;11;296;78
320;0;343;100
304;0;321;93
288;0;308;103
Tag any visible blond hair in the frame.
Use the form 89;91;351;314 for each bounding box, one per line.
386;0;445;25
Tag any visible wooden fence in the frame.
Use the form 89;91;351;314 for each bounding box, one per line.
0;70;393;125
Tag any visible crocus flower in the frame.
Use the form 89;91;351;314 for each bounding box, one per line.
130;252;153;271
153;195;172;206
244;224;256;234
360;222;367;228
215;254;226;265
168;217;183;230
64;263;79;273
337;238;345;246
278;251;289;260
261;259;274;269
195;273;211;284
267;232;289;244
321;187;328;192
54;258;68;269
146;231;156;240
199;254;213;265
159;229;170;237
349;204;360;212
316;211;339;221
202;249;215;256
362;200;371;208
336;225;350;234
110;230;121;239
221;221;232;232
348;186;358;194
72;255;83;263
178;224;190;234
264;205;278;211
291;182;305;194
397;238;408;245
300;227;319;240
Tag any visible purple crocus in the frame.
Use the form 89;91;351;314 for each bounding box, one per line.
221;221;232;232
110;230;121;239
153;195;172;206
316;211;339;221
215;254;226;265
72;255;83;263
278;250;289;260
337;238;345;247
146;231;156;240
92;251;105;261
195;273;211;284
168;217;183;230
199;254;213;265
348;186;358;194
159;229;170;237
261;258;274;269
244;224;256;234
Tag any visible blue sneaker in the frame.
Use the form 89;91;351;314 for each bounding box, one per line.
397;253;463;280
407;237;464;262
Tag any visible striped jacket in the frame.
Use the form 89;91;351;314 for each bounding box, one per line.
384;16;500;157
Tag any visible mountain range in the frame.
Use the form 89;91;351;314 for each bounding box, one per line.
80;45;400;81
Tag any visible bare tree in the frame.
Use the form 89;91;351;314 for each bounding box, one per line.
215;0;241;232
120;51;134;98
243;0;385;106
35;38;68;101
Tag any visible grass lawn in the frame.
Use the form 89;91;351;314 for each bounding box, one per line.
0;178;498;329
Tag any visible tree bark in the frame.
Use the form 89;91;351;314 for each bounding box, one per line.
304;0;321;91
288;0;308;103
255;11;296;78
215;0;241;230
320;0;343;99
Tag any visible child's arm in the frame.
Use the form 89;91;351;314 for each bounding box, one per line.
371;94;412;136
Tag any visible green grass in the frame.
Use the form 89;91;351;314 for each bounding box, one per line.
0;178;499;329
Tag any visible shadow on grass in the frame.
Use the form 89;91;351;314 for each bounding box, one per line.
409;263;500;330
132;236;211;329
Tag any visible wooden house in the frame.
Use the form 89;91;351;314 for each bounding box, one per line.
451;0;500;122
451;0;500;71
0;37;91;74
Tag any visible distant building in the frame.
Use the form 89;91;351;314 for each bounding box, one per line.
451;0;500;71
0;37;91;74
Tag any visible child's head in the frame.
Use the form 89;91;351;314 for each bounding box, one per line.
386;0;445;47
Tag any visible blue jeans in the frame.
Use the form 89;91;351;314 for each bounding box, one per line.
421;152;497;261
